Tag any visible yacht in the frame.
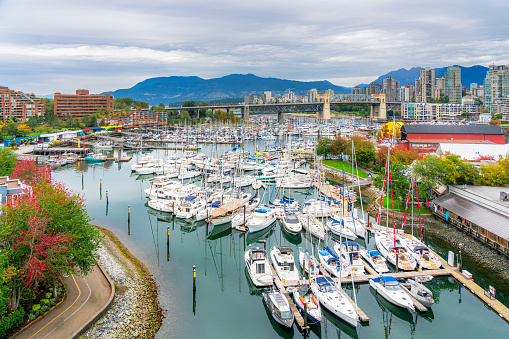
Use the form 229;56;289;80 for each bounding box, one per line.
359;249;389;274
398;237;442;270
293;284;323;324
333;241;365;276
270;246;300;282
280;212;302;235
318;247;350;278
375;232;417;271
369;276;415;312
298;213;325;240
175;196;206;219
245;247;273;287
246;206;276;234
262;289;294;328
298;247;320;275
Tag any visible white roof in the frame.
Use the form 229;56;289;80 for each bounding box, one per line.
436;143;509;161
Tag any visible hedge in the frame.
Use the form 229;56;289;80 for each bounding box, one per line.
0;307;25;337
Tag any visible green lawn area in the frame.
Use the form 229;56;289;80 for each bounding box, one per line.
376;198;432;214
322;160;369;179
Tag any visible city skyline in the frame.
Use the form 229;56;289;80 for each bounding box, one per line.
1;0;509;96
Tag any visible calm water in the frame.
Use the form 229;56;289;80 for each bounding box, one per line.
53;139;508;339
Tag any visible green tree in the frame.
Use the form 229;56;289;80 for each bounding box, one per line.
197;101;209;118
347;136;375;167
331;137;348;158
0;149;17;176
316;138;332;158
182;101;196;107
178;111;191;121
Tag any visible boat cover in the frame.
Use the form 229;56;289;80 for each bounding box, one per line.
184;196;197;201
367;249;382;257
255;207;271;213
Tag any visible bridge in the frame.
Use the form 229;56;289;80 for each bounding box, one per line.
166;94;392;122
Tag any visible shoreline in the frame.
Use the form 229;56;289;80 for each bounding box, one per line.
83;226;163;338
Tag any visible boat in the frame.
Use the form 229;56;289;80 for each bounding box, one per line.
231;209;253;230
317;247;350;278
270;246;300;282
359;249;389;274
310;276;359;327
333;241;365;276
327;218;358;241
280;212;302;235
262;289;294;328
298;247;320;275
246;206;276;234
207;199;245;226
292;284;323;324
398;237;442;270
375;232;417;271
369;276;415;312
175;196;206;219
84;152;107;162
400;279;435;308
244;247;273;287
298;213;325;240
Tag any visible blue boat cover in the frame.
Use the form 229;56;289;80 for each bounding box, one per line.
315;276;334;286
211;201;221;208
184;196;197;201
343;241;359;247
325;246;338;258
380;276;398;284
367;249;381;257
255;207;271;213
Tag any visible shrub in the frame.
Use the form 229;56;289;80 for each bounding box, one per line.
0;307;25;337
41;305;49;312
40;299;49;305
28;313;36;321
49;298;56;306
32;304;41;312
45;292;52;299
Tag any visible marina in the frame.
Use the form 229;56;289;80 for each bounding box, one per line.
46;125;509;339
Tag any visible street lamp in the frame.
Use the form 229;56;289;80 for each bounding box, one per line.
459;242;463;271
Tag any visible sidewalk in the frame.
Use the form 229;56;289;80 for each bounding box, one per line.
12;265;113;339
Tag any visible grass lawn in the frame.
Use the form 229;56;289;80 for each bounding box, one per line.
376;198;432;214
322;160;370;179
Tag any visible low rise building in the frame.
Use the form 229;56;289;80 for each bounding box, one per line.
0;86;45;122
105;110;167;128
401;102;482;120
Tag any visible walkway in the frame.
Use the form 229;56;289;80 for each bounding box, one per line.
12;265;112;339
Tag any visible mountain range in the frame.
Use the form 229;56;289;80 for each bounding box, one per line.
107;74;350;105
106;65;489;105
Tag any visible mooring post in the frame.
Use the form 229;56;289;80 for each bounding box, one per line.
128;205;131;235
106;191;109;205
167;226;170;261
193;264;197;292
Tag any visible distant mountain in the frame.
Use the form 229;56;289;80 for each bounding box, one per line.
368;65;488;88
106;74;350;105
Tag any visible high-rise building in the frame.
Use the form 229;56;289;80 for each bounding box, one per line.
54;89;114;119
484;64;509;114
382;76;400;101
397;87;410;102
445;66;462;104
470;83;478;94
351;87;364;95
418;68;435;103
260;91;272;103
308;88;318;103
0;86;45;122
435;77;445;99
325;89;335;98
365;82;381;96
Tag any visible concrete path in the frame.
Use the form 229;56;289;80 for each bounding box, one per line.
12;265;112;339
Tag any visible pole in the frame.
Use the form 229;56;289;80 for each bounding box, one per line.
128;205;131;235
193;264;197;292
459;243;463;271
167;226;170;261
106;191;109;205
304;302;308;329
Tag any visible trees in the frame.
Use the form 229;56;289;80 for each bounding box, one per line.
316;138;332;158
0;149;17;176
331;137;348;158
347;136;375;167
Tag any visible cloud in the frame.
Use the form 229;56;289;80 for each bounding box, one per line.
0;0;508;94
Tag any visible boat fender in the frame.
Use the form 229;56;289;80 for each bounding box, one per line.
312;296;319;309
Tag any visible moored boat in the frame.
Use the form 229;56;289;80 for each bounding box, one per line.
369;276;415;312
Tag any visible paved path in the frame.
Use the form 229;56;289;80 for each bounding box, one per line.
12;265;111;339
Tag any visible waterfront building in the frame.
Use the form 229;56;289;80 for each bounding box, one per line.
431;185;509;254
308;88;318;103
0;176;29;204
0;86;45;122
418;68;435;103
400;124;505;152
445;66;462;104
54;89;114;119
435;77;445;99
382;76;400;102
484;64;509;114
401;102;482;121
105;110;167;128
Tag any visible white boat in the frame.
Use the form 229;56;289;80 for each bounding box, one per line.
327;218;358;241
375;232;417;271
360;249;389;274
342;214;367;239
400;279;434;307
276;174;313;189
208;199;245;226
178;170;201;180
369;276;415;312
235;176;256;188
262;289;294;328
247;206;276;234
84;152;107;162
175;196;206;219
231;209;253;230
280;212;302;235
245;247;273;287
303;199;339;217
298;213;325;240
270;246;300;282
311;276;359;327
333;241;365;276
317;247;350;278
298;247;320;275
398;237;442;270
293;284;323;324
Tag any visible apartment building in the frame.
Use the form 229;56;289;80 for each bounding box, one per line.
54;89;114;119
0;86;45;122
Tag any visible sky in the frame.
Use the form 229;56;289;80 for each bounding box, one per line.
1;0;508;96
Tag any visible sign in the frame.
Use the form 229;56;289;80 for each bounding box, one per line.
448;251;455;266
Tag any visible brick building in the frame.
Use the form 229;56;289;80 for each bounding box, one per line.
54;89;114;119
0;86;45;122
104;110;167;128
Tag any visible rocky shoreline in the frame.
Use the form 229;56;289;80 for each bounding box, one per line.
83;226;163;339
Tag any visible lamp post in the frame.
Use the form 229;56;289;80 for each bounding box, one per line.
458;242;463;271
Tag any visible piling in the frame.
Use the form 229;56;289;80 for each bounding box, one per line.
106;191;109;205
128;205;131;235
167;226;170;261
193;264;197;292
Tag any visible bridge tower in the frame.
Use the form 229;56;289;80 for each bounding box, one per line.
241;105;250;121
370;93;387;120
317;93;331;121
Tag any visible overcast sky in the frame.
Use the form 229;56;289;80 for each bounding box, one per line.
1;0;508;96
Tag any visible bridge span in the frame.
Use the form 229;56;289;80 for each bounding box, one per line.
167;94;393;122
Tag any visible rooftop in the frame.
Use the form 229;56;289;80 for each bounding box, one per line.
402;124;505;135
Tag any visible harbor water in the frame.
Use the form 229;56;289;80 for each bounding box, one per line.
52;138;508;338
